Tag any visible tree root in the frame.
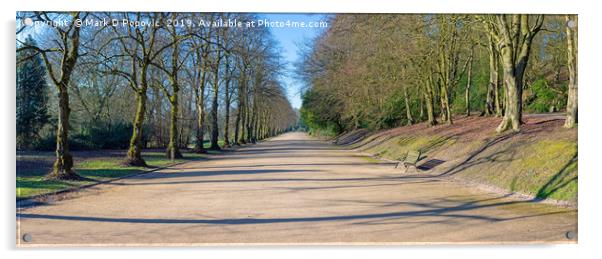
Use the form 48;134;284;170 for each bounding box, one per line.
122;156;148;167
45;170;88;181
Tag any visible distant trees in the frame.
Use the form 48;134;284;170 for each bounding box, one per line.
431;15;469;125
299;14;574;136
16;12;298;179
16;36;50;149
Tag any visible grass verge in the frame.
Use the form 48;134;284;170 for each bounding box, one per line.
16;152;205;199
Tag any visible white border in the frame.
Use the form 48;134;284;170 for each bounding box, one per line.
3;1;601;259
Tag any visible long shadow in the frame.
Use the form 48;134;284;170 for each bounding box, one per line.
273;180;438;193
16;211;497;225
417;159;446;171
128;169;319;180
182;162;397;170
335;130;369;146
234;147;337;153
207;154;353;160
17;194;574;226
536;153;578;199
337;194;575;226
107;175;429;186
351;134;398;150
437;132;520;177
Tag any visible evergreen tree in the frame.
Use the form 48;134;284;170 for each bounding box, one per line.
16;35;50;150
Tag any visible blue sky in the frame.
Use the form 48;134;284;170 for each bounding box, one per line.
260;14;330;109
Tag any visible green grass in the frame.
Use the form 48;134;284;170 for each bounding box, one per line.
354;127;577;203
451;138;578;202
16;152;206;199
359;155;381;163
200;140;225;149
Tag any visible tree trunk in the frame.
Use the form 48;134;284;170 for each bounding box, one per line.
403;86;413;125
47;84;80;180
485;34;501;117
239;97;247;144
233;72;245;146
425;76;437;126
440;82;452;124
209;70;221;150
194;91;207;153
209;38;222;150
125;90;148;166
43;12;83;180
564;15;578;128
165;28;183;160
496;48;526;133
166;96;183;159
496;68;521;132
234;106;241;145
491;14;542;133
250;97;258;143
465;49;473;117
439;82;448;122
223;102;231;148
245;96;253;143
223;68;232;148
194;55;209;153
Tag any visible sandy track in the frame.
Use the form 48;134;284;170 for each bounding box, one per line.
17;132;577;246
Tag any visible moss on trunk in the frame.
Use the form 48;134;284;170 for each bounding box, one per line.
125;91;148;167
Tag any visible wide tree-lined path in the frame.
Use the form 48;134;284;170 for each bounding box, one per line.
17;132;576;245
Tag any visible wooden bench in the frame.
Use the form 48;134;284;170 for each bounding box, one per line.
396;150;421;171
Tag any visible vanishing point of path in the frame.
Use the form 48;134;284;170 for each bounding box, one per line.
17;132;577;245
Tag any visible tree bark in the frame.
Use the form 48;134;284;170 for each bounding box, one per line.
193;48;210;153
485;33;501;116
223;91;231;148
209;29;222;150
166;95;183;159
564;15;578;128
239;95;247;144
194;89;207;153
125;90;148;166
234;106;241;145
465;49;474;116
209;60;221;150
245;94;253;143
440;81;452;124
403;86;414;125
222;62;232;148
48;84;79;180
424;75;437;126
486;14;543;133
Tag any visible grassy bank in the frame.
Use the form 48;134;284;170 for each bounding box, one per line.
16;151;206;199
337;114;577;203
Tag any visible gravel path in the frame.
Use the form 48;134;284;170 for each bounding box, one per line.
16;132;577;246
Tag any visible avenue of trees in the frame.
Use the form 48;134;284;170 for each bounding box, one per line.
16;12;297;180
298;14;577;135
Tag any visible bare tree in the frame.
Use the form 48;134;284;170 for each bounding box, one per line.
482;14;544;132
17;12;86;180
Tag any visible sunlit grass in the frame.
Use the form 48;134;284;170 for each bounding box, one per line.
16;151;206;199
